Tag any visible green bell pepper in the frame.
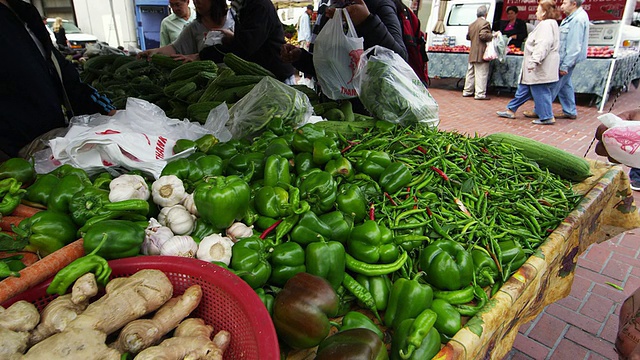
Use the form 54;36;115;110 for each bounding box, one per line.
46;231;112;295
347;220;399;264
312;136;341;165
355;274;392;311
305;240;346;290
191;218;218;242
319;211;351;244
324;156;354;180
472;248;500;287
295;152;317;176
263;154;291;187
69;187;149;228
315;328;388;360
339;311;384;340
384;274;433;329
292;123;327;153
173;139;197;154
0;158;36;185
226;152;265;181
0;178;26;215
353;150;391;180
391;319;440;360
92;172;113;190
249;130;278;152
299;170;337;215
195;134;219;154
50;164;91;184
431;298;462;339
256;287;275;315
47;175;90;213
266;115;289;136
379;162;412;194
13;210;78;256
272;272;339;349
290;210;333;246
230;236;272;289
193;175;251;230
499;239;527;276
269;241;306;287
264;137;295;160
336;183;367;223
161;154;223;191
420;239;474;291
83;220;144;259
24;173;60;206
254;186;289;219
207;138;249;159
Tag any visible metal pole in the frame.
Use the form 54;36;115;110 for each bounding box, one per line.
109;0;121;46
599;57;617;113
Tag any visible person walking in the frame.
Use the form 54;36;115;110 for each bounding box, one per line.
524;0;589;120
496;0;559;125
462;5;493;100
297;5;313;51
160;0;196;46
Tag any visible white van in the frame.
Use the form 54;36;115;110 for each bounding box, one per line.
425;0;503;48
45;18;99;52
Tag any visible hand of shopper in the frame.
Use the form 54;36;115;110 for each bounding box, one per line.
280;44;302;63
594;108;640;163
325;0;370;26
171;53;199;63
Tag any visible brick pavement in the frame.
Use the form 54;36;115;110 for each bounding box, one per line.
426;78;640;360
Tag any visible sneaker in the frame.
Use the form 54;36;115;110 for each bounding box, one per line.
523;110;538;118
496;111;515;119
474;96;490;100
532;117;556;125
631;180;640;191
554;111;577;119
462;93;474;97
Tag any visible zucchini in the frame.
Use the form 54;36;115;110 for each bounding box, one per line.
485;132;592;182
223;53;275;78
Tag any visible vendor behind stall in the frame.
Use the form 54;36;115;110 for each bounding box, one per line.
0;0;115;160
496;6;528;49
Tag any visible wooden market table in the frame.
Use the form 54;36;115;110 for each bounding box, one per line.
287;160;640;360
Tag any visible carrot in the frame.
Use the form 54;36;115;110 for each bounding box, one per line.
0;251;40;266
0;216;25;232
0;239;85;304
11;203;42;218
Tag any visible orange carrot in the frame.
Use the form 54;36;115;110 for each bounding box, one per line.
0;239;85;304
0;251;40;266
11;204;42;218
0;216;25;232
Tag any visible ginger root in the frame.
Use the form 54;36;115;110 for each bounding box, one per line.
0;300;40;332
29;273;99;345
22;328;121;360
114;284;203;354
134;318;231;360
0;326;30;359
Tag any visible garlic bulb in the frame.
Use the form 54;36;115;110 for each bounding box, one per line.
158;205;196;235
159;235;198;257
181;193;199;216
226;222;254;242
142;218;174;255
196;233;235;265
109;174;150;202
152;175;186;207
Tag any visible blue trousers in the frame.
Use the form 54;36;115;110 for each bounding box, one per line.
630;168;640;183
506;82;555;120
551;66;577;116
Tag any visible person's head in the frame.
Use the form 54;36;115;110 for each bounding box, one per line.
477;5;488;18
537;0;558;21
560;0;581;16
53;17;63;32
306;5;314;14
194;0;227;22
170;0;191;20
506;6;519;22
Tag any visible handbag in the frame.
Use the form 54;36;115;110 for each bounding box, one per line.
312;9;364;100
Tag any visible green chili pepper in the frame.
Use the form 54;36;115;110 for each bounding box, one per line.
391;319;440;360
400;309;437;359
342;273;381;322
0;178;26;215
355;274;392;311
433;285;475;305
345;251;409;276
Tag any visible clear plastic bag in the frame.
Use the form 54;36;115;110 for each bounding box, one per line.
312;8;364;100
353;46;439;128
226;77;312;139
483;39;498;61
493;32;509;63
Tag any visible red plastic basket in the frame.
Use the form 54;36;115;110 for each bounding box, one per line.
2;256;280;360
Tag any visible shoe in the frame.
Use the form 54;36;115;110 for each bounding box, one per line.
496;111;515;119
523;110;538;118
474;96;490;100
554;111;577;119
532;117;556;125
631;180;640;191
462;93;474;97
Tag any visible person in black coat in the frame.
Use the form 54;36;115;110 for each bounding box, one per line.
0;0;115;158
52;17;68;50
497;6;528;49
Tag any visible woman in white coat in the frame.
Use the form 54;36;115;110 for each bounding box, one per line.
496;0;559;125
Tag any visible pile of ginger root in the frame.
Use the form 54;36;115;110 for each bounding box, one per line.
0;269;231;360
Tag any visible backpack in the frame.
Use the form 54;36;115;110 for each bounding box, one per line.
397;4;428;85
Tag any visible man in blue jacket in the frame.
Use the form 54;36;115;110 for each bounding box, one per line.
525;0;589;120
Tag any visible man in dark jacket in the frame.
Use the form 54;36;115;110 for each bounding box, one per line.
0;0;115;158
462;5;493;100
198;0;296;83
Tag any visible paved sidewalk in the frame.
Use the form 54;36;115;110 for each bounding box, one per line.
427;78;640;360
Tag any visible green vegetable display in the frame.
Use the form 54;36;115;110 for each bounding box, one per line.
13;210;77;256
193;175;251;230
82;220;144;259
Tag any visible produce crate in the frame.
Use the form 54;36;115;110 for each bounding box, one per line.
2;256;280;360
286;160;640;360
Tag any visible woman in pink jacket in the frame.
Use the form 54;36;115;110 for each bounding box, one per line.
496;0;559;125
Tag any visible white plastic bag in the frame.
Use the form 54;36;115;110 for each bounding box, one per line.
598;113;640;168
312;8;364;100
43;98;216;178
483;39;498;61
353;46;439;127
